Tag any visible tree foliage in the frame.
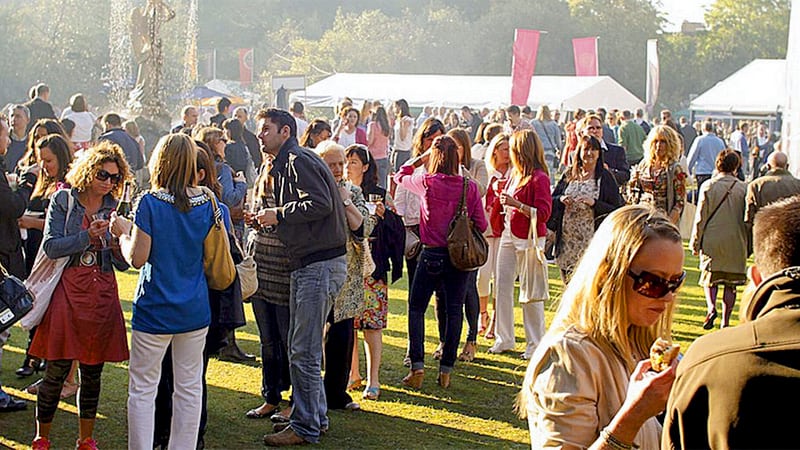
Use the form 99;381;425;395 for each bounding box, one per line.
0;0;792;115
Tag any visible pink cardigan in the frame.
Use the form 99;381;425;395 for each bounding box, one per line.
394;165;487;248
507;169;552;239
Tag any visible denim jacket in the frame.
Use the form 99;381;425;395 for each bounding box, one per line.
43;188;129;272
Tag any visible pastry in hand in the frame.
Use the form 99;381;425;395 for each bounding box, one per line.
650;337;680;372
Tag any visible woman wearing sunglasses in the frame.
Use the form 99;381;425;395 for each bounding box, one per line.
30;141;131;450
517;204;683;450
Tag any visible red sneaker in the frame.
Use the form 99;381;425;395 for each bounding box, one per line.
76;437;98;450
31;437;51;450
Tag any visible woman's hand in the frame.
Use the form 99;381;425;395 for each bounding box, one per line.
580;196;595;207
233;171;246;183
89;216;110;239
619;359;677;429
338;185;352;202
109;212;133;238
18;214;44;230
374;202;386;219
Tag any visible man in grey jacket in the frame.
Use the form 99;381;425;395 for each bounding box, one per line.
254;108;347;446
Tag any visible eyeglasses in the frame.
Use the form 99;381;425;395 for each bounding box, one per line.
627;269;686;299
96;169;122;184
585;126;601;131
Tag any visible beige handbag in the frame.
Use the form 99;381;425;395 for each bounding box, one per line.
519;210;549;303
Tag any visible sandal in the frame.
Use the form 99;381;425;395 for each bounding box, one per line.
362;386;380;400
432;343;444;360
60;381;79;399
347;378;363;391
458;341;477;362
478;311;489;335
245;403;279;419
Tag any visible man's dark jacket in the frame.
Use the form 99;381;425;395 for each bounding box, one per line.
99;128;145;171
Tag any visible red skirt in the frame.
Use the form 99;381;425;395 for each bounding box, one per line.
30;265;129;365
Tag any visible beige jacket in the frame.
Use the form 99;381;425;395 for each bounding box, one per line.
526;327;662;449
690;174;748;274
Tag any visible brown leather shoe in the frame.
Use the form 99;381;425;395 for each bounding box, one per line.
401;369;424;389
437;372;451;389
263;427;308;447
273;422;328;434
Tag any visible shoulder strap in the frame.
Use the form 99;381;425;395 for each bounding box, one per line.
699;180;737;247
458;176;468;215
539;120;557;149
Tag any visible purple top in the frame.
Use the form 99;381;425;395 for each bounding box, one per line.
395;164;487;247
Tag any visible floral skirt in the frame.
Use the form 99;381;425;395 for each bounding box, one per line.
354;276;388;330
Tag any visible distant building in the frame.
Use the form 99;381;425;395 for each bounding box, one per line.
681;21;707;34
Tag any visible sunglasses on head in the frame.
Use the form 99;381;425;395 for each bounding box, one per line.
96;169;122;184
422;124;445;139
627;269;686;299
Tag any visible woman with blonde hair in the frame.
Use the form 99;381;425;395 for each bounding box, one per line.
30;141;131;450
479;132;511;340
110;133;216;450
628;125;687;224
488;130;552;359
519;204;683;449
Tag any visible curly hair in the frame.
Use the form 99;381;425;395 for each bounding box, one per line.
642;125;682;168
65;140;131;199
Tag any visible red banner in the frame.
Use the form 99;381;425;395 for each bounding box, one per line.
238;48;254;86
572;37;598;77
510;29;540;106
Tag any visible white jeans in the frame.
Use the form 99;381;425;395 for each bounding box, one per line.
477;236;501;298
491;237;546;356
128;327;208;450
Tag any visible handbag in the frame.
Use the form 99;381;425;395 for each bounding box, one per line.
20;191;74;331
519;210;549;303
447;177;489;271
404;225;421;259
0;262;34;333
233;238;257;301
201;187;237;291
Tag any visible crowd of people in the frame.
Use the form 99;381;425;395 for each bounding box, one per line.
1;82;800;449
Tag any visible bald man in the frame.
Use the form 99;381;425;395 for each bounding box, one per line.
744;151;800;227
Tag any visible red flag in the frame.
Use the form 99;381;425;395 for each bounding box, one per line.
572;37;599;76
510;29;540;106
238;48;254;86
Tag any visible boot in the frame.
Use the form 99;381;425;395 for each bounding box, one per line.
218;330;255;362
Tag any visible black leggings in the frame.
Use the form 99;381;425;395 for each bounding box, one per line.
36;359;104;423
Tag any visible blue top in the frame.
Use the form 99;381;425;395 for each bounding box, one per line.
687;133;726;176
132;191;229;334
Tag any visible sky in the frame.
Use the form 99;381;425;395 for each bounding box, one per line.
658;0;716;31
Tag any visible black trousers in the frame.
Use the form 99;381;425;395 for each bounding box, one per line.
323;312;354;409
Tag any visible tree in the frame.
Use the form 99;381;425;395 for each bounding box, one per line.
568;0;664;99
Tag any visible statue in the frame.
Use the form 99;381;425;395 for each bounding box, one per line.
127;0;175;123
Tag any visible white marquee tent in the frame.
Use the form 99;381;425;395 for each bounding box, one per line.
289;73;645;112
689;59;787;117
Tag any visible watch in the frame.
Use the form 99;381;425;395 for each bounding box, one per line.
343;199;353;207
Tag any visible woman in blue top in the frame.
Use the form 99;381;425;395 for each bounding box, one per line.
111;133;215;450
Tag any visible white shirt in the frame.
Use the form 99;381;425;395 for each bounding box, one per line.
295;116;308;139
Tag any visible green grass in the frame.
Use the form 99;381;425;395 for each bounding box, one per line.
0;242;731;449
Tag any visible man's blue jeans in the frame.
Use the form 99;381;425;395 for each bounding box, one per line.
287;255;346;443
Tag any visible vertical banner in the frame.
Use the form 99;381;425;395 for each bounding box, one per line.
510;29;541;106
239;48;254;86
645;39;660;117
572;37;599;76
783;0;800;177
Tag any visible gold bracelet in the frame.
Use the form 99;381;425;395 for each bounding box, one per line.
600;428;635;450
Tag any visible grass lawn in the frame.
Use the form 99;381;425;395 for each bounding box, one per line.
0;242;734;449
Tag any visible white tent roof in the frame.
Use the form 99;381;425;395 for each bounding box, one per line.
690;59;786;115
289;73;644;111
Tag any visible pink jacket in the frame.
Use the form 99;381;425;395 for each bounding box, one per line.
507;169;552;239
394;165;487;248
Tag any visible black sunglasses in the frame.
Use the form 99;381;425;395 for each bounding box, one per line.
96;169;122;184
627;269;686;299
422;124;445;139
